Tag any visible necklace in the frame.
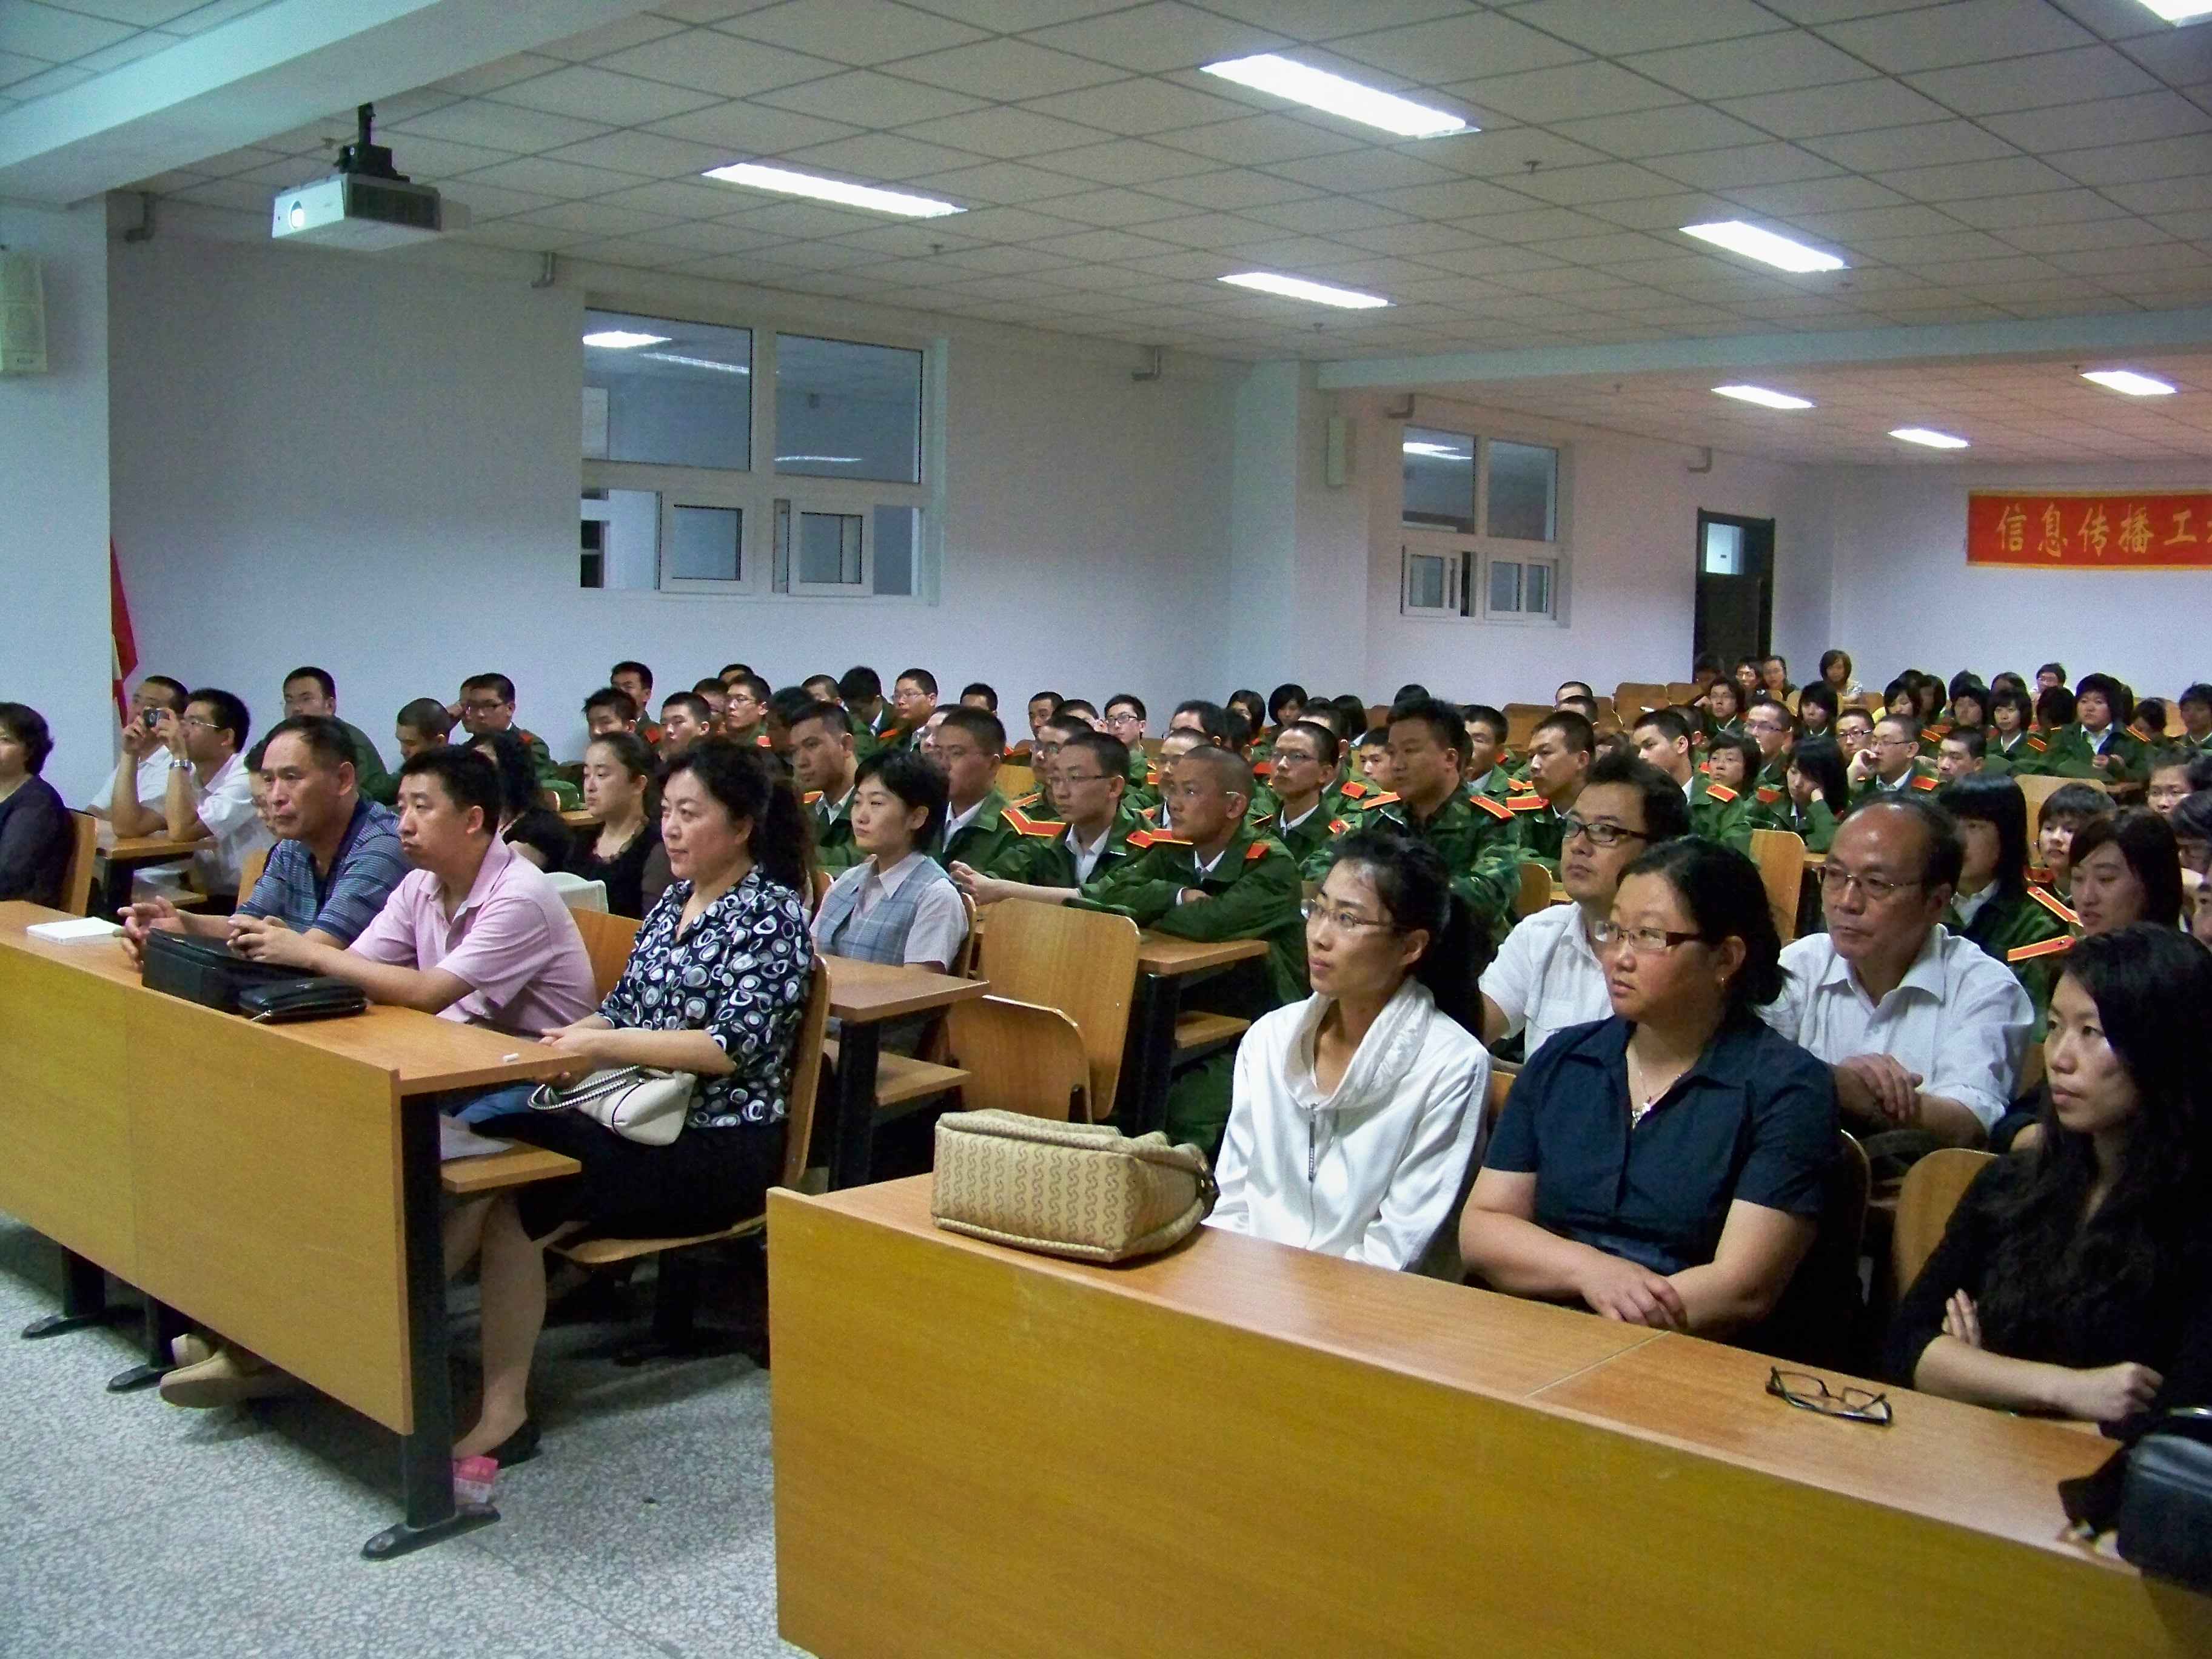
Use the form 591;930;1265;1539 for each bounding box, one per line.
1624;1047;1677;1125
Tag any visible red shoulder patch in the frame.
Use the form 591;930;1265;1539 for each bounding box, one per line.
1471;794;1513;821
1507;796;1547;812
1705;783;1738;804
1009;791;1041;808
1002;806;1060;838
1756;785;1781;804
2009;935;2074;965
1360;791;1401;809
803;790;823;805
1252;759;1273;778
1923;723;1950;743
2025;735;2048;753
1125;828;1188;851
1244;840;1269;862
1508;776;1537;793
1910;773;1939;791
756;733;771;748
1327;818;1350;836
2029;886;2079;927
1339;780;1371;799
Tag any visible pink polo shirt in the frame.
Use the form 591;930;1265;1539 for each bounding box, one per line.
349;837;597;1035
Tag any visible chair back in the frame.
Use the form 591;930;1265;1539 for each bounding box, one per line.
1891;1147;1995;1302
1503;702;1549;752
1515;860;1553;919
64;812;98;916
571;909;643;1001
975;900;1142;1118
1752;1131;1871;1369
2017;773;2108;845
1748;827;1807;945
543;870;608;913
951;890;979;979
1666;682;1701;708
998;763;1036;800
809;865;831;915
780;960;833;1189
235;844;270;907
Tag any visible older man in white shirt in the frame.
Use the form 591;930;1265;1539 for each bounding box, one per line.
1763;798;2031;1148
1481;751;1694;1059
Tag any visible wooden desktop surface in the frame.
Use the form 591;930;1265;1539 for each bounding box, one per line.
822;956;988;1024
99;833;196;862
1133;934;1269;976
772;1176;2208;1659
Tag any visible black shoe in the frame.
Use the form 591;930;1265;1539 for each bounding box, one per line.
483;1417;541;1467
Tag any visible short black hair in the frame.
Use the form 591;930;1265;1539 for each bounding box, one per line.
283;665;335;700
396;697;453;740
1104;692;1145;721
2037;685;2077;729
0;702;53;774
1392;683;1430;706
937;704;1006;754
1581;748;1692;842
1175;740;1255;805
1275;717;1342;765
726;674;771;705
469;729;538;818
1818;649;1852;682
1788;737;1850;817
460;672;515;704
694;677;730;698
661;691;712;723
1059;729;1130;785
1059;699;1099;722
1171;699;1230;745
2136;699;2169;734
1942;727;1987;760
1989;686;2035;729
718;662;753;680
767;686;819;729
2148;746;2194;781
259;714;356;776
584;686;638;723
895;667;938;697
186;687;250;751
611;660;654;692
583;729;655;780
2040;782;2113;834
959;682;998;711
1463;704;1507;745
1387;696;1467;765
856;746;948;848
802;674;841;700
1027;690;1064;711
1267;683;1308;723
398;744;500;830
2074;672;2134;728
1532;709;1595;756
791;699;851;737
2069;808;2184;928
1619;838;1783;1015
2180;683;2212;712
1706;731;1761;774
1937;776;2031;898
1843;795;1965;894
139;675;188;709
2038;661;2068;682
1632;706;1691;747
839;666;882;703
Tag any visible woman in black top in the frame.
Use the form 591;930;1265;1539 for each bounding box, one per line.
562;731;657;917
472;728;569;870
0;703;72;907
1888;926;2212;1427
451;741;817;1463
1462;839;1837;1338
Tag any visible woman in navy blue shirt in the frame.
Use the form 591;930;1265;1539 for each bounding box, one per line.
0;703;73;908
1461;837;1835;1337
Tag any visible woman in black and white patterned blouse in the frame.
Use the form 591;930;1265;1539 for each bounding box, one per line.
450;739;817;1463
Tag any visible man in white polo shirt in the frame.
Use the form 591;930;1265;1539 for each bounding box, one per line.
1480;752;1691;1060
1762;797;2031;1152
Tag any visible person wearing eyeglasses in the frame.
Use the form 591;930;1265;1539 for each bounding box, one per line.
1208;831;1489;1271
1102;694;1156;805
1250;719;1352;879
1480;752;1691;1059
1886;926;2212;1428
1847;714;1936;805
1763;798;2033;1156
126;686;269;906
955;730;1147;906
1741;699;1795;798
1460;837;1835;1337
1629;707;1752;853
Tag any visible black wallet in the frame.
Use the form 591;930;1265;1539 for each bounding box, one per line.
237;978;369;1023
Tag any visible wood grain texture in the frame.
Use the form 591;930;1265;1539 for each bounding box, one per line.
440;1144;583;1196
1891;1147;1996;1302
772;1178;2211;1659
945;996;1087;1120
1133;934;1269;975
1749;825;1808;945
824;956;988;1022
968;902;1139;1123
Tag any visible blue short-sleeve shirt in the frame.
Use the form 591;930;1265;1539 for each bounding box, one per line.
1484;1013;1837;1276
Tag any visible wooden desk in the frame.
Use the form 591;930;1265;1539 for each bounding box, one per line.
1116;934;1270;1134
822;957;987;1189
559;807;597;829
0;902;568;1558
96;832;197;914
771;1177;2211;1659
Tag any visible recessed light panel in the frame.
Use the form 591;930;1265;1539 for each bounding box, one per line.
1681;220;1846;273
1891;427;1970;449
2082;369;2177;397
2133;2;2212;24
1201;54;1469;139
1219;270;1390;309
582;330;669;349
702;163;962;218
1713;384;1814;410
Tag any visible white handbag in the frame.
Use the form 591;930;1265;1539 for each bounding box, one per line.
528;1066;695;1146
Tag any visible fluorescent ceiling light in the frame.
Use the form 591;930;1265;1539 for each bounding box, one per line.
641;351;749;375
2133;2;2212;22
702;161;962;218
1219;270;1390;309
1681;220;1846;273
1403;441;1470;458
582;330;668;349
1713;384;1814;410
2082;369;2177;396
777;455;862;464
1200;53;1470;139
1891;427;1969;449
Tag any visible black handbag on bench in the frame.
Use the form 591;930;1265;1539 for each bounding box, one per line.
141;931;367;1022
2060;1407;2212;1595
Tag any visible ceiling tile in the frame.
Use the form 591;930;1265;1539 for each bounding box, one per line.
1022;184;1191;226
1903;42;2162;115
1033;137;1220;184
903;0;1131;30
1871;153;2080;202
1999;215;2174;253
1443;60;1681;124
903;158;1099;204
1261;146;1464;193
0;62;91;101
430;53;565;99
2050;132;2212;187
589;177;772;220
1507;0;1787;55
754;68;988;126
934;204;1090;241
1419;127;1614;176
897;104;1107;157
2117;27;2212;91
1787;203;1966;242
776;131;986;180
1647;142;1843;190
0;4;133;59
1549;103;1774;158
394;99;612;154
1020;76;1251;136
536;13;686;62
643;102;861;155
489;65;723;127
592;28;844;98
1239;195;1412;233
1723;175;1909;216
2103;174;2212;214
1368;176;1543;219
720;0;984;65
447;155;646;200
1817;1;2098;76
1464;206;1623;244
1801;119;2020;172
1138;167;1320;209
511;200;681;238
1496;161;1686;207
1982;89;2212;154
1332;10;1588;84
1153;113;1371;167
890;38;1127;100
1332;220;1491;255
1026;226;1188;262
1712;76;1952;139
1024;2;1285;74
1621;29;1877;100
540;130;736;179
1940;187;2129;229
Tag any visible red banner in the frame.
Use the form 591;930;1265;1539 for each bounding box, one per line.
1968;491;2212;569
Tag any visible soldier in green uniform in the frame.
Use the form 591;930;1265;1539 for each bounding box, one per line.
1511;709;1594;872
920;705;1057;880
789;700;863;876
2177;683;2212;754
1846;713;1941;809
457;671;577;809
1104;694;1158;803
1985;686;2048;774
1252;719;1352;880
1742;699;1794;795
1939;777;2074;1037
837;666;895;762
1631;707;1752;852
1082;745;1305;1155
1007;710;1091;825
1936;728;2008;782
1357;697;1522;933
956;731;1150;907
1462;705;1515;802
2067;674;2151;785
1749;736;1848;855
245;666;396;805
2148;749;2195;817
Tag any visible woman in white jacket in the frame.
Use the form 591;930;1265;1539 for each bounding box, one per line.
1208;830;1492;1270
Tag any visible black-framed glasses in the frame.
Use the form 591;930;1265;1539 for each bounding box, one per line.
1767;1367;1892;1426
1589;920;1706;954
1563;817;1647;850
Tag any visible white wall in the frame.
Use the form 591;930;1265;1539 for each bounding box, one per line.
109;223;1235;763
1822;461;2208;697
0;201;110;804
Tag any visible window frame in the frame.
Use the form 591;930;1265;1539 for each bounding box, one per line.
1399;545;1466;620
1395;416;1571;629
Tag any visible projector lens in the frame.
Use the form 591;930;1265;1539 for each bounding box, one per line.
287;202;305;229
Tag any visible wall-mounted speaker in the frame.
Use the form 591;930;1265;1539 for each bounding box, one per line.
0;253;47;376
1324;413;1349;488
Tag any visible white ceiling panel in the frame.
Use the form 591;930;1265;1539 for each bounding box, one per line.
720;0;987;67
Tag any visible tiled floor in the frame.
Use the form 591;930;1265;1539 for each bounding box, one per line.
0;1220;806;1659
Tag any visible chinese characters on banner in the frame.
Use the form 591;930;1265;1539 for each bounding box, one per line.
1967;492;2212;569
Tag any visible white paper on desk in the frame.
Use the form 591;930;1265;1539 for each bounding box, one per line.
25;917;123;942
439;1114;512;1162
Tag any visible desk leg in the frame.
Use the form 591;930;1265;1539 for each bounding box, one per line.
363;1104;498;1561
1120;973;1181;1138
106;1297;186;1392
101;859;132;919
21;1249;123;1339
826;1024;881;1191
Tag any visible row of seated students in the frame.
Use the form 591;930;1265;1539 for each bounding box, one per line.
3;644;2210;1463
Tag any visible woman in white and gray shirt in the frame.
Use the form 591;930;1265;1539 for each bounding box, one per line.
1208;830;1489;1270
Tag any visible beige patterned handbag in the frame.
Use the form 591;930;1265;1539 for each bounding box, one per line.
931;1110;1216;1263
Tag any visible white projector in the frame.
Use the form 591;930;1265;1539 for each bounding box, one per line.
272;172;443;250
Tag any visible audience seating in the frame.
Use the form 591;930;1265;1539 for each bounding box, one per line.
544;871;608;912
1748;828;1806;946
1515;860;1553;919
1502;702;1548;749
945;996;1089;1121
1751;1131;1871;1371
1889;1148;1995;1304
1665;682;1701;706
62;811;97;916
236;845;269;903
572;910;641;1000
955;902;1139;1120
998;763;1034;799
2017;773;2108;843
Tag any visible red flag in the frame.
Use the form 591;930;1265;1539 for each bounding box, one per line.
111;540;138;719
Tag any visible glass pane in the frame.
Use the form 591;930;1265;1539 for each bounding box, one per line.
797;511;864;586
669;504;741;582
1408;553;1447;610
873;504;917;597
584;309;751;470
1703;520;1743;575
775;333;922;483
1489;559;1523;613
1526;560;1552;615
1487;440;1558;541
1401;425;1475;531
581;489;658;589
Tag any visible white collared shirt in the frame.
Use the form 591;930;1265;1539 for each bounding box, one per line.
943;795;988;840
187;752;271;896
1761;925;2031;1130
814;851;968;968
1478;901;1610;1059
1951;883;1997;930
89;749;173;816
1065;821;1113;886
1278;802;1322;836
1175;842;1232;902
